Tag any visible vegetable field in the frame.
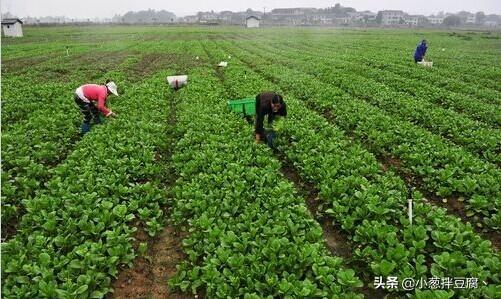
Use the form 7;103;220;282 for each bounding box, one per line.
1;26;500;298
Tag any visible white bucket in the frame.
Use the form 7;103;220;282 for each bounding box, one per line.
167;75;188;89
417;61;433;67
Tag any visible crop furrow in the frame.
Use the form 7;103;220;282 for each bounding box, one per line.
109;84;194;298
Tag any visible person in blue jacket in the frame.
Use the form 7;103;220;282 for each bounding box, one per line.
414;40;428;63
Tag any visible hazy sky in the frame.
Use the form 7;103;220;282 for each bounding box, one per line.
2;0;500;18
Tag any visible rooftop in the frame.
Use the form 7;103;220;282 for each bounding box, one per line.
1;18;23;25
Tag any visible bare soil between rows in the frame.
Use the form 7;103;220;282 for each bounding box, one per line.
108;225;194;299
277;154;386;299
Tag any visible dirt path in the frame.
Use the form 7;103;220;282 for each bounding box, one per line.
109;79;196;299
108;226;193;299
276;155;386;299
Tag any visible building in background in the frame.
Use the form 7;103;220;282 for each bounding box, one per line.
182;15;198;23
484;14;499;27
428;16;445;25
405;15;428;26
1;18;23;37
465;15;476;24
246;16;260;28
380;10;405;25
2;7;499;28
270;8;318;25
347;11;376;23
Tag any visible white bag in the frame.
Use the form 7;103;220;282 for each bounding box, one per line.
167;75;188;89
417;61;433;67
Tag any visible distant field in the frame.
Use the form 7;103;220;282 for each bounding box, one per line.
1;26;500;298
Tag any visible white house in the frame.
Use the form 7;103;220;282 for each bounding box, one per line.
2;18;23;37
428;16;444;25
405;15;428;26
466;15;476;24
182;15;198;23
485;20;498;27
360;11;377;22
246;16;260;28
380;10;405;25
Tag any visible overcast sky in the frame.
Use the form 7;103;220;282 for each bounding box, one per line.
2;0;500;18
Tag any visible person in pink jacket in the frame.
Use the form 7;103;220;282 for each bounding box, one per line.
74;80;118;134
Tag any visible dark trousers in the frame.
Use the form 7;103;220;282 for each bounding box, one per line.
74;94;100;124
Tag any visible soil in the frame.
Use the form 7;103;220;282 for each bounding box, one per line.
1;54;57;74
125;53;203;83
108;226;194;299
108;77;197;299
4;50;135;83
1;218;20;242
279;161;354;258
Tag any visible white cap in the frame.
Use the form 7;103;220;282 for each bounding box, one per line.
106;81;118;96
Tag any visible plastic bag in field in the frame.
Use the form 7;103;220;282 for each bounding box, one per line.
167;75;188;89
417;61;433;67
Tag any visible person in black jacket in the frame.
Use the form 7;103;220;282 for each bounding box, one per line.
255;92;287;143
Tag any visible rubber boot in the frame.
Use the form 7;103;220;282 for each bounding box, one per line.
266;131;276;148
81;122;91;135
92;115;103;125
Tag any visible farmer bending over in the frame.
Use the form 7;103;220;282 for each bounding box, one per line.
414;39;428;63
255;92;287;144
74;80;118;134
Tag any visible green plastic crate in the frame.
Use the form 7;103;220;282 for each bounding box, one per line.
227;98;256;116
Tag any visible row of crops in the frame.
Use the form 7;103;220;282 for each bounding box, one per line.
200;40;499;298
214;39;501;230
2;26;500;298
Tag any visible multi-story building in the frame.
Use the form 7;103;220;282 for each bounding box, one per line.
182;15;198;23
405;15;428;26
428;16;444;25
380;10;405;25
466;15;476;24
197;11;219;23
270;8;317;25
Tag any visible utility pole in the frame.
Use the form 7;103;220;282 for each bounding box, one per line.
263;7;266;25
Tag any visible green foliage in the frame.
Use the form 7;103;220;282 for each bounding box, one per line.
2;26;500;299
208;39;500;298
168;65;362;297
2;73;172;298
